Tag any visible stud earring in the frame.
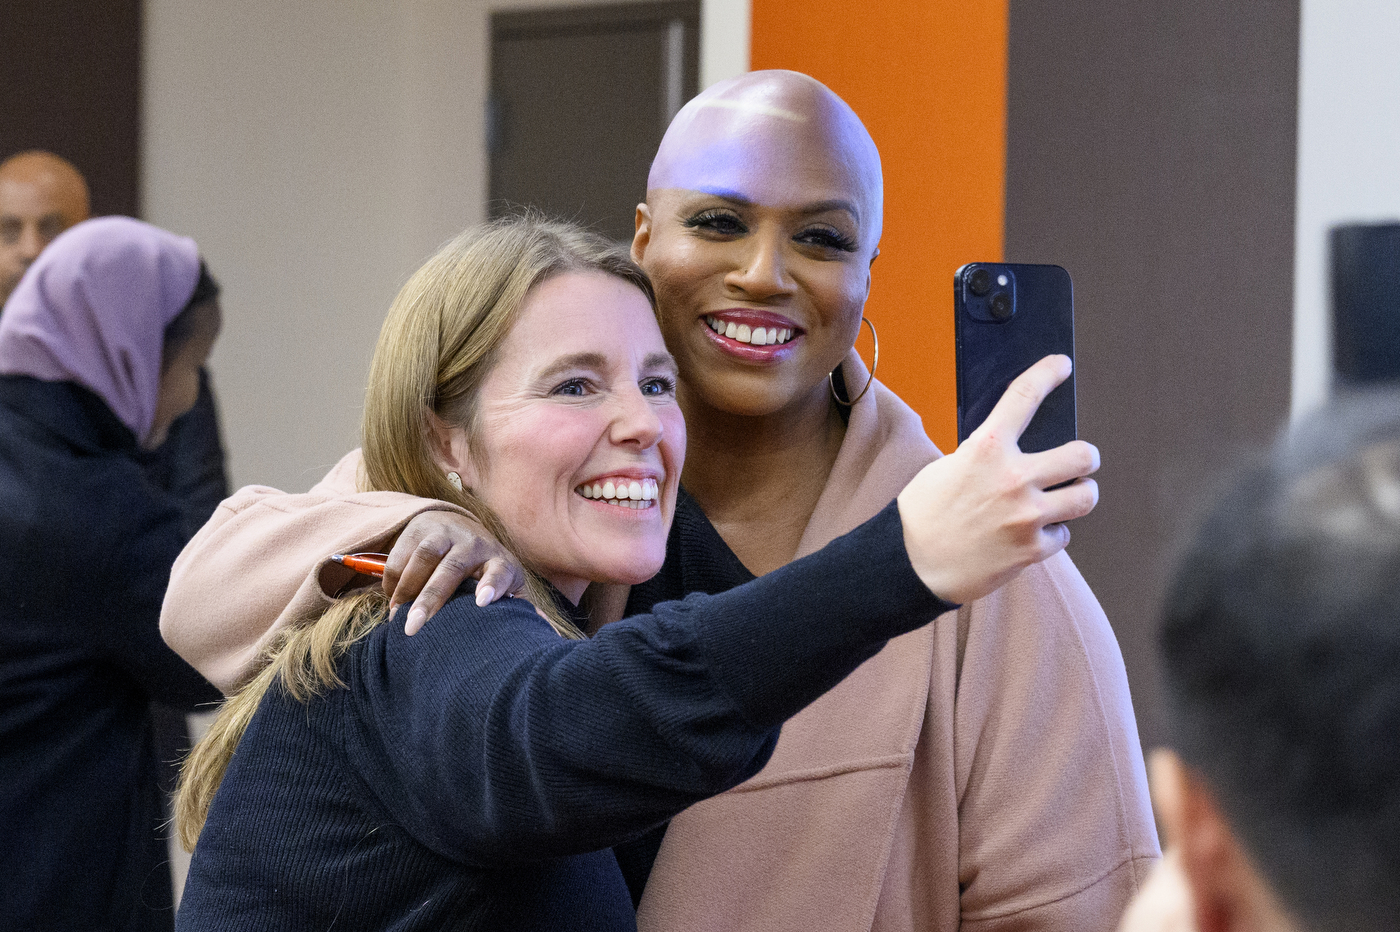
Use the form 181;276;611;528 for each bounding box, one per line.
446;471;463;491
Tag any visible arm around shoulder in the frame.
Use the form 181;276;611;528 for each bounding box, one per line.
159;449;467;693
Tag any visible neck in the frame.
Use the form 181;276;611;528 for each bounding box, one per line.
679;377;846;575
547;576;589;606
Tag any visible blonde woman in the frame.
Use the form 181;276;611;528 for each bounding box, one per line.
172;217;1089;929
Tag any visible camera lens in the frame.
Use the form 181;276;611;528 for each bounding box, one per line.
968;268;993;297
990;292;1013;320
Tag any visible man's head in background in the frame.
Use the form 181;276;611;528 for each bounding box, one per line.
0;151;91;306
1150;388;1400;932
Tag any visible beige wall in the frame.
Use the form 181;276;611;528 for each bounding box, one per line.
143;0;748;493
1292;0;1400;418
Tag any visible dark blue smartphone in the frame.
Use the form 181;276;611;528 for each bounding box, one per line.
954;262;1077;453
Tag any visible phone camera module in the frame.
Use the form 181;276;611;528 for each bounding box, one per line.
958;264;1017;323
968;267;993;297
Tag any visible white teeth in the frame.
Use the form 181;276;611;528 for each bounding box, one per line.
704;316;794;346
576;477;660;507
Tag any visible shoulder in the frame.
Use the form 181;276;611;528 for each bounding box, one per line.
955;550;1126;705
369;587;569;673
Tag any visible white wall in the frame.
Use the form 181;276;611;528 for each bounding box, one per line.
701;0;749;89
1292;0;1400;418
145;0;746;493
143;0;490;491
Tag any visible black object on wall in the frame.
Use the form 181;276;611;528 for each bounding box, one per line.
490;1;700;242
1004;2;1300;750
1332;223;1400;387
0;0;142;218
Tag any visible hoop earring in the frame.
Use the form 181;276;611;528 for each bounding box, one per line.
829;316;879;408
446;471;463;492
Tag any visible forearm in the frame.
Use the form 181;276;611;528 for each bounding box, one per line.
375;501;953;863
662;499;956;728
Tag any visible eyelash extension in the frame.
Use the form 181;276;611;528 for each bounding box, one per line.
644;375;678;394
802;227;859;253
681;209;744;232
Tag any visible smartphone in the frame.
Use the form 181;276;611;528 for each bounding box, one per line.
1331;222;1400;386
954;262;1076;453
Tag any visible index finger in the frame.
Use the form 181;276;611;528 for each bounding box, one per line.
972;355;1072;445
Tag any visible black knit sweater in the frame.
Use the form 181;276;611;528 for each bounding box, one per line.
0;377;221;932
176;499;950;930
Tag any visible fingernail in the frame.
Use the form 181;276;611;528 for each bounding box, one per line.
476;585;495;606
406;607;425;632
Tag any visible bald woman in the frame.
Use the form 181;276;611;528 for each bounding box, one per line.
0;151;90;305
162;71;1158;931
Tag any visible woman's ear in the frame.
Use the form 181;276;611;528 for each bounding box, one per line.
424;408;477;485
632;203;653;264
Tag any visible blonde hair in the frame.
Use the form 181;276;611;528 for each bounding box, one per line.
174;216;655;852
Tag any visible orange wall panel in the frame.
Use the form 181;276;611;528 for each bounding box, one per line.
750;0;1008;450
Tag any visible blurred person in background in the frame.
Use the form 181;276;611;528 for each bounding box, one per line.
1118;389;1400;932
0;149;230;535
0;217;223;931
1;149;229;811
0;150;89;306
162;72;1157;930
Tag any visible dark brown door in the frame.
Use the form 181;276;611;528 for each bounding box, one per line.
490;1;700;242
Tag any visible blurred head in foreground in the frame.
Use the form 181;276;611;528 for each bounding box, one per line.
1150;388;1400;932
0;151;90;306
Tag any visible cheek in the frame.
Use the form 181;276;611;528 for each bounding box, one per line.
658;406;687;470
485;409;606;495
645;240;712;310
812;267;869;329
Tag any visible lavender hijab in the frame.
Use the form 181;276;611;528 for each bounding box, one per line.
0;216;201;443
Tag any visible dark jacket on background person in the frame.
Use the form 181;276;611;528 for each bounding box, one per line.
136;366;228;797
137;367;229;541
0;375;221;931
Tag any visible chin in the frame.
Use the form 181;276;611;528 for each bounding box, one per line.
589;549;668;587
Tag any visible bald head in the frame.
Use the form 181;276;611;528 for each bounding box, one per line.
647;71;883;249
0;151;91;306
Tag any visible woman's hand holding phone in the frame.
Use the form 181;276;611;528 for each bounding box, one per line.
898;354;1100;606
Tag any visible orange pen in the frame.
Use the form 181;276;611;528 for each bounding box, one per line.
329;552;388;578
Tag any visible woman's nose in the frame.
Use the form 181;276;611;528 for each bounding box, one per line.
725;230;793;300
610;386;664;449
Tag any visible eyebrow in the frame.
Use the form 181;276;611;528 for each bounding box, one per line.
690;187;861;223
534;350;678;383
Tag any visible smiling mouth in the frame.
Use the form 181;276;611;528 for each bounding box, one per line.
576;477;660;509
703;315;796;347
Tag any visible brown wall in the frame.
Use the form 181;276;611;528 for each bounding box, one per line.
1004;1;1300;748
0;0;142;217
